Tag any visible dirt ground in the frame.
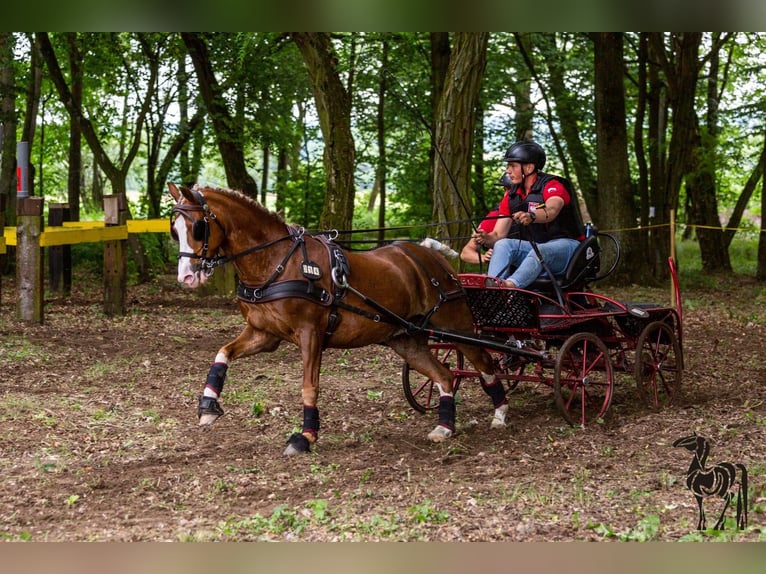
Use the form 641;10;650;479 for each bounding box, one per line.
1;269;765;542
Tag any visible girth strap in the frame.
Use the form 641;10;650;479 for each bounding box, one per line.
237;279;333;306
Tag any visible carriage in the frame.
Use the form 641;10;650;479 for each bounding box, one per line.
169;183;683;454
402;230;684;427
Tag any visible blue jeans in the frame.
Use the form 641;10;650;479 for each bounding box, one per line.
488;237;581;288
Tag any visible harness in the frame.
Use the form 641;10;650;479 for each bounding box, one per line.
172;191;461;348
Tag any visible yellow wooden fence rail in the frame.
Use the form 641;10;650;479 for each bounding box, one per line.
2;218;168;251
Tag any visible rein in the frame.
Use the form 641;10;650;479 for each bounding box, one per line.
172;190;295;275
172;189;464;344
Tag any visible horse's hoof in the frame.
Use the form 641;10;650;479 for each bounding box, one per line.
198;413;220;427
428;425;453;442
491;404;508;429
283;432;311;455
197;396;224;426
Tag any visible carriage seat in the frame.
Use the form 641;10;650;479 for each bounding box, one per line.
528;234;601;293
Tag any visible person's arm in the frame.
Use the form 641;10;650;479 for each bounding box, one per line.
460;239;492;264
473;215;511;247
514;196;564;226
460;238;483;264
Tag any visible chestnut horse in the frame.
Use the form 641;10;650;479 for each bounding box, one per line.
169;183;506;455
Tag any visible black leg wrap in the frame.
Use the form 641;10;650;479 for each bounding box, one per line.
205;362;228;395
438;395;456;431
198;396;224;418
285;432;311;453
481;378;508;408
302;405;320;434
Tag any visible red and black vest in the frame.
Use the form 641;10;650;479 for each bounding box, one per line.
508;172;585;243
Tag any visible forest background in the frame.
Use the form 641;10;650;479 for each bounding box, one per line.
0;32;765;287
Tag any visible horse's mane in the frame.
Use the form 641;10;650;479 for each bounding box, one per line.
198;185;286;224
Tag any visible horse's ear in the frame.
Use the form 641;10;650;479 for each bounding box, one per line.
179;185;200;204
168;182;181;201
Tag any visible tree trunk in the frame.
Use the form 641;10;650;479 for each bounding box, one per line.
648;33;703;277
472;99;487;218
655;33;702;214
758;170;766;281
726;131;766;250
430;33;451;205
21;33;42;195
593;33;651;285
260;143;270;205
275;146;288;216
634;34;651;259
181;32;259;197
646;34;671;277
431;33;488;254
156;110;205;211
0;32;17;230
685;39;731;273
65;33;83;222
38;32;153;280
375;37;388;244
291;32;356;232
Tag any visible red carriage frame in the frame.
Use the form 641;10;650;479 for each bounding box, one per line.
403;232;684;428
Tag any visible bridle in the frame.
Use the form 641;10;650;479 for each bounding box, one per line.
170;186;296;277
170;187;226;276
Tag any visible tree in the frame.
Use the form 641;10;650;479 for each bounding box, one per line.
291;32;356;232
431;33;489;254
650;33;733;273
592;33;652;284
38;32;159;279
0;32;16;232
63;33;83;222
531;34;598;213
181;33;258;197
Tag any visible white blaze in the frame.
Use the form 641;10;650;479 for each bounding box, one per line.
174;216;202;288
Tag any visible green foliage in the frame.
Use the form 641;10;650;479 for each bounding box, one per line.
5;32;766;284
407;499;449;524
282;169;326;229
588;514;661;541
677;234;761;289
217;499;330;540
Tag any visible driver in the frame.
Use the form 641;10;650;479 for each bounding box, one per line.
473;140;584;288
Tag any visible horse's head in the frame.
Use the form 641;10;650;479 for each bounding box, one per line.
169;182;225;288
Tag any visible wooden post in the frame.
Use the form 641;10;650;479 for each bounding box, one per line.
48;203;72;295
16;197;45;324
103;194;127;316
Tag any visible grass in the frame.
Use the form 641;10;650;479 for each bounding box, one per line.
0;336;50;364
676;235;764;289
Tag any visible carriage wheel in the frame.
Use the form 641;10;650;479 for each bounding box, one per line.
553;332;614;427
402;344;464;413
493;351;523;392
634;321;682;411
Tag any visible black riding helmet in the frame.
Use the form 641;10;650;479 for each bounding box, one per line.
503;140;546;171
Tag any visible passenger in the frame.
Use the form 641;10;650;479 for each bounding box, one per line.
460;208;498;266
460;173;521;267
473;140;585;288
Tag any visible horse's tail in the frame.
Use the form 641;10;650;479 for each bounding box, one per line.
736;463;748;529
